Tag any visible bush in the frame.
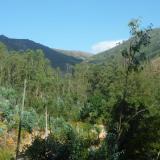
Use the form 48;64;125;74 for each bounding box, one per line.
24;135;72;160
24;118;76;160
23;118;93;160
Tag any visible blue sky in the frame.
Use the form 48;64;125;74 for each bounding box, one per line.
0;0;160;53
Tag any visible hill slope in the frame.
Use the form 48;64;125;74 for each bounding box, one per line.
89;28;160;64
54;49;92;60
0;35;84;71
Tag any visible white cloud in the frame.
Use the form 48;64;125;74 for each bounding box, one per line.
91;40;123;54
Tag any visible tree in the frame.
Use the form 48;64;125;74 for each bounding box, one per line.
106;19;154;160
16;79;27;159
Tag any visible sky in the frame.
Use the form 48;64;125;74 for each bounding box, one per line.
0;0;160;53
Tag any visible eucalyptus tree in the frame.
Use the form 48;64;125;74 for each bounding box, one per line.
16;79;27;159
106;19;153;160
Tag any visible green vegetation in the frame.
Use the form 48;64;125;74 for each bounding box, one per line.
0;35;83;71
54;49;92;60
0;20;160;160
0;148;12;160
89;27;160;65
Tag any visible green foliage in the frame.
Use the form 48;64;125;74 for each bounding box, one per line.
22;109;37;132
50;118;75;143
0;86;38;132
0;148;12;160
79;19;160;159
0;35;82;71
105;19;160;160
0;20;160;160
24;120;85;160
80;92;106;124
24;135;73;160
89;26;160;65
0;87;19;129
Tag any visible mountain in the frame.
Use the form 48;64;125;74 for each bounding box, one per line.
89;28;160;64
0;35;85;71
54;49;92;60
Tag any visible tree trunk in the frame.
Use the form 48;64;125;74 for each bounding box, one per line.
45;106;48;138
49;114;52;134
16;79;27;159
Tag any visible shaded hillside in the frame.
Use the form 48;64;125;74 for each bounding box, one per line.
54;49;92;60
89;28;160;64
0;35;83;71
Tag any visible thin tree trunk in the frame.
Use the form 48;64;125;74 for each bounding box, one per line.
0;65;2;85
49;114;52;134
45;106;48;138
16;79;27;159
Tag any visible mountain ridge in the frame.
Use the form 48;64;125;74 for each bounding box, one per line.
54;48;92;60
0;35;86;71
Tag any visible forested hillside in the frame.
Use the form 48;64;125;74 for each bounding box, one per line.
0;35;84;71
0;20;160;160
89;28;160;64
54;49;92;60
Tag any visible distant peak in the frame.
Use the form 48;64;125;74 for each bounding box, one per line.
0;35;8;39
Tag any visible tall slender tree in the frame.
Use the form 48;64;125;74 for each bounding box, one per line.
107;19;152;160
16;79;27;159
